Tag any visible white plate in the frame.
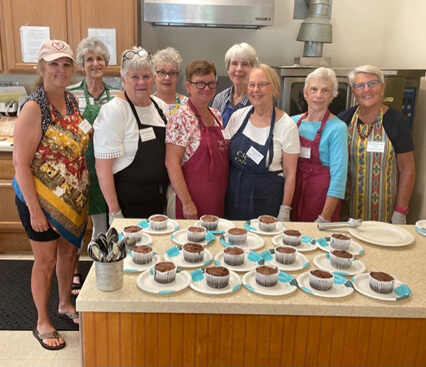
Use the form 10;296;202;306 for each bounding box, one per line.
137;219;180;235
194;218;235;234
171;229;215;246
297;272;354;298
242;270;298;296
220;232;265;251
244;219;286;236
124;253;161;272
266;252;310;272
136;269;191;294
164;246;213;268
118;232;153;246
415;220;426;236
348;221;414;247
272;234;318;252
316;237;364;256
352;273;411;301
189;269;242;295
313;253;366;276
214;250;259;272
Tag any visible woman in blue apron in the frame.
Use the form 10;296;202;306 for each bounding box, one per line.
212;43;259;127
225;64;300;220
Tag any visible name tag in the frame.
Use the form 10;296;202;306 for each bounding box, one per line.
79;98;87;109
247;146;264;165
53;186;66;198
222;129;231;140
299;146;311;159
78;119;92;134
140;127;156;142
89;97;95;105
367;141;385;153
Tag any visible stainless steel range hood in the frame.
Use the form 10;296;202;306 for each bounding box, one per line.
144;0;275;29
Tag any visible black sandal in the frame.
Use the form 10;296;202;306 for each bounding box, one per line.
71;273;83;296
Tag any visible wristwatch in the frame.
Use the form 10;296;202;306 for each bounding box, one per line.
395;206;409;215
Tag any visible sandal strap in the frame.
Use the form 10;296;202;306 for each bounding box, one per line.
64;312;79;320
38;330;60;340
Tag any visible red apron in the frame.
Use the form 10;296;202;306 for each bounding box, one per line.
175;99;229;218
291;110;340;222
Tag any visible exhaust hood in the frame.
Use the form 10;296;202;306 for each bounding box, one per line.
144;0;275;29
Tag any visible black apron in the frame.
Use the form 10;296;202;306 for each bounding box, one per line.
114;93;169;218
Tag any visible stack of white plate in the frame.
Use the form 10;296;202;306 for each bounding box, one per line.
415;220;426;236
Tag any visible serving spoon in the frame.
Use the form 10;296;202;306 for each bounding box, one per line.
317;218;362;230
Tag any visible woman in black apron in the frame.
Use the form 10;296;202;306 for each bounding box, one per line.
93;47;169;223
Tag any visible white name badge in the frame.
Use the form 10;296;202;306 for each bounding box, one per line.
247;146;264;165
222;129;231;140
367;141;385;153
78;119;92;134
139;127;156;142
299;146;311;159
53;186;66;198
79;98;87;109
89;97;95;105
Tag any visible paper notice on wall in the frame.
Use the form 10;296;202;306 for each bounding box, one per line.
20;26;50;63
88;28;117;66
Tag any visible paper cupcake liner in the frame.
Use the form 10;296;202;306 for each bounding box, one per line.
330;253;353;270
149;215;169;231
123;230;143;243
131;250;153;265
154;267;176;284
330;235;351;250
255;267;279;287
182;248;205;263
309;271;334;291
228;233;248;246
282;233;302;247
205;272;230;289
187;229;206;243
200;217;219;231
369;275;395;294
258;216;278;232
275;247;297;265
223;251;245;266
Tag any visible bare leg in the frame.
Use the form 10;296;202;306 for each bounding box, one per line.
30;238;65;348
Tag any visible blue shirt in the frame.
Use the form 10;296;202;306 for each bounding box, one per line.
212;86;250;114
291;114;348;199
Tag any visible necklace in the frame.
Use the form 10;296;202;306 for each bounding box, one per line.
356;121;374;139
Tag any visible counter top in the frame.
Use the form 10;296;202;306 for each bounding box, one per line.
77;220;426;319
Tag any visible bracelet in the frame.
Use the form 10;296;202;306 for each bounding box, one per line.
109;209;122;216
395;206;409;215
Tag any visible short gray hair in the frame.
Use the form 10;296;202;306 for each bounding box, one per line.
224;43;259;69
76;37;110;66
120;46;155;78
305;67;339;98
152;47;183;72
348;65;384;86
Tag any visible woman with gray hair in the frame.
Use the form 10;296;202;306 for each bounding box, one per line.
338;65;415;224
152;47;188;115
212;42;259;127
94;47;170;221
290;67;348;222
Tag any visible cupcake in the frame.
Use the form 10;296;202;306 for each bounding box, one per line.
123;225;143;242
330;250;354;270
369;271;395;294
223;246;245;266
200;215;219;231
255;265;279;287
182;243;205;263
258;215;278;232
330;233;351;250
282;229;302;247
131;245;153;265
275;246;297;265
153;262;176;284
186;226;206;243
227;228;248;246
148;214;168;231
205;266;230;289
309;269;334;291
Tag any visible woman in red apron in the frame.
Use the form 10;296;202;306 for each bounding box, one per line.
165;61;229;219
290;68;348;223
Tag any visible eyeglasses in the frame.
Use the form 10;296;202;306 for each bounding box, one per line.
189;81;218;89
229;60;251;69
122;50;151;64
156;70;179;79
353;79;381;91
247;82;270;90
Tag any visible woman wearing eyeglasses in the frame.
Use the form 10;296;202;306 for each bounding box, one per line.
225;64;300;221
152;47;188;115
212;43;258;127
94;47;170;222
165;60;229;219
338;65;415;224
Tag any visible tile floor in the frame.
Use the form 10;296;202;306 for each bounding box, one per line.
0;253;84;367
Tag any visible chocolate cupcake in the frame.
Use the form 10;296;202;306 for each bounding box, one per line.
330;233;351;250
131;245;153;264
309;269;334;291
330;250;354;270
187;226;206;243
275;246;297;265
227;228;248;246
182;243;205;263
200;215;219;231
148;214;168;231
223;246;245;266
154;261;176;284
258;215;278;232
255;265;279;287
282;229;302;247
205;266;230;289
369;271;395;294
123;225;143;242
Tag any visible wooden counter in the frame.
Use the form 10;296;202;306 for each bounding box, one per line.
77;220;426;367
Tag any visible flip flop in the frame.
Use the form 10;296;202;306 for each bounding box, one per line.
57;311;79;324
32;327;66;351
71;273;83;296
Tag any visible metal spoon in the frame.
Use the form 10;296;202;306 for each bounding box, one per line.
317;218;362;231
106;227;119;249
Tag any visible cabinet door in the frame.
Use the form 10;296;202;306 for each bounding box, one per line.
68;0;138;76
1;0;68;72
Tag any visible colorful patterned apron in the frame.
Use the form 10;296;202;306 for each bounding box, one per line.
347;107;397;222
